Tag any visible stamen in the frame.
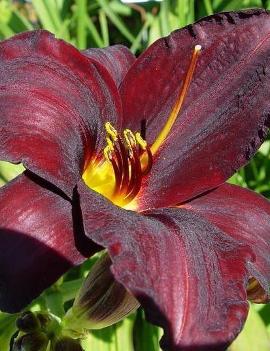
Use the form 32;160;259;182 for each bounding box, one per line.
122;145;142;205
104;145;113;162
117;137;130;192
150;44;202;155
111;157;122;196
102;125;147;205
106;137;114;151
141;147;153;175
136;132;153;175
104;135;122;196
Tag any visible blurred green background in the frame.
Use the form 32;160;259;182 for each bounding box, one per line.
1;0;270;350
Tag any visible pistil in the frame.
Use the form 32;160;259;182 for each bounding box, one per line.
150;44;201;155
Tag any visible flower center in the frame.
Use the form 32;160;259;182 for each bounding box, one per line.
83;45;201;209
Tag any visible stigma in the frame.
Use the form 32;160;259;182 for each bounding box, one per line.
83;45;201;209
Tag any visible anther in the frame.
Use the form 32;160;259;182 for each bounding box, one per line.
105;122;118;142
124;129;137;148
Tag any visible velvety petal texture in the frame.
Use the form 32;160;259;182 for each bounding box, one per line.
183;183;270;302
0;173;87;313
0;30;122;197
78;182;265;351
83;45;136;88
120;9;270;209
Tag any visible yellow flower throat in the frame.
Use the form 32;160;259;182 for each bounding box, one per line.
83;45;201;209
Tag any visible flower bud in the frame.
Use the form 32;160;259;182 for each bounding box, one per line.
63;253;139;333
53;336;83;351
16;311;41;333
12;332;49;351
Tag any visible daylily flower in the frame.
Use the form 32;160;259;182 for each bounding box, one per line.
1;8;270;351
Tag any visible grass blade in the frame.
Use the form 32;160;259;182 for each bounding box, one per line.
97;0;135;43
99;9;109;47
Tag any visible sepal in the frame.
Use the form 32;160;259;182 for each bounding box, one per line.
63;253;139;334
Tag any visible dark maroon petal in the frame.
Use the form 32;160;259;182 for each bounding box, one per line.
120;9;270;208
183;183;270;303
78;181;256;351
0;173;96;313
83;45;136;88
0;30;122;197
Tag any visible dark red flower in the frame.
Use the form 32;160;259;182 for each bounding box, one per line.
1;8;270;351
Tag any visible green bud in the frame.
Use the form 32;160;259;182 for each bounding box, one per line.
16;311;41;333
12;332;49;351
63;253;139;334
36;312;52;328
53;336;83;351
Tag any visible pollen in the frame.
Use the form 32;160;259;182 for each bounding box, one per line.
82;45;201;209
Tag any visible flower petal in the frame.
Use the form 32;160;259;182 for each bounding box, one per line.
82;45;136;88
183;183;270;303
78;181;256;351
0;173;95;313
0;30;122;197
120;9;270;208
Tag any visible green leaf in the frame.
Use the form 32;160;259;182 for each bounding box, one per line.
96;0;135;43
81;315;135;351
203;0;213;15
213;0;262;12
133;309;162;351
229;303;270;351
0;312;18;350
75;0;87;49
9;9;34;31
86;13;104;48
99;9;109;47
110;0;132;16
159;0;171;36
0;22;14;39
32;0;63;35
0;161;25;186
130;13;154;54
0;0;12;24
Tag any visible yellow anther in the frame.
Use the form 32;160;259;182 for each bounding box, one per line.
150;44;202;155
135;132;147;150
106;137;114;151
124;129;136;148
104;145;113;161
105;122;118;142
